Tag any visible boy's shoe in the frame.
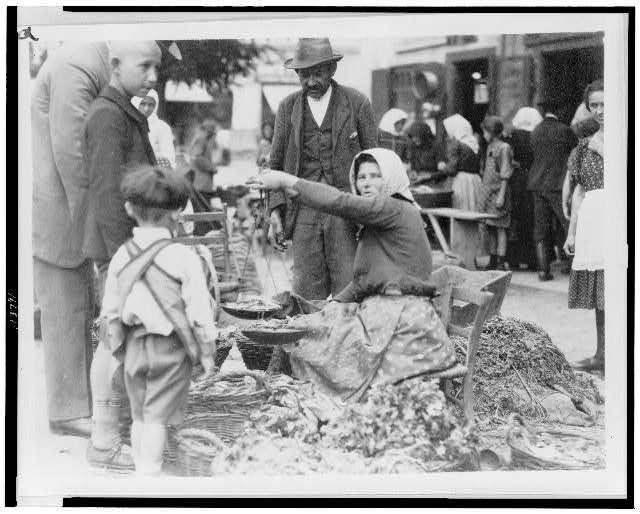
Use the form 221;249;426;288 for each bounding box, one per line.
49;417;92;438
87;442;135;471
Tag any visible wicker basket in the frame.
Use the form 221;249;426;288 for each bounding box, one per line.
188;370;272;415
174;426;227;476
236;338;293;376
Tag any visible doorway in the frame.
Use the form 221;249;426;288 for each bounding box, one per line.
540;46;604;124
446;48;496;135
451;58;490;134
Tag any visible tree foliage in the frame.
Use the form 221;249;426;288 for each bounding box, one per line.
158;39;263;97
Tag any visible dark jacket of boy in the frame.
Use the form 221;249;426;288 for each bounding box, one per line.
82;85;157;261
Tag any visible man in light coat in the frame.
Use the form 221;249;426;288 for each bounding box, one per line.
31;42;111;438
268;38;378;300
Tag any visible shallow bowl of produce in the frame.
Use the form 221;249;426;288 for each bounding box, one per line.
220;298;282;319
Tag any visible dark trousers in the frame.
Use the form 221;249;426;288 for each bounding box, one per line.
291;207;357;301
532;191;568;245
508;189;536;266
33;258;94;421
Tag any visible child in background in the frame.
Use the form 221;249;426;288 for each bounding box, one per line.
476;116;514;271
256;121;274;168
100;166;218;475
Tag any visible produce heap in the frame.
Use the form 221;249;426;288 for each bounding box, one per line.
208;376;479;475
449;316;602;423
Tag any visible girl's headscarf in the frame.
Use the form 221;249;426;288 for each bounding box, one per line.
512;107;543;132
349;148;417;206
132;89;160;122
406;122;434;146
378;108;408;135
443;114;479;154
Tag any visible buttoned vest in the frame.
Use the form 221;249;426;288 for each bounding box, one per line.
300;91;337;186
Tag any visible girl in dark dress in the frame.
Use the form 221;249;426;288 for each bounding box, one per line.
506;107;543;269
563;79;605;372
476;116;514;271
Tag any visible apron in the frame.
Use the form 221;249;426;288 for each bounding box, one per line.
572;188;604;271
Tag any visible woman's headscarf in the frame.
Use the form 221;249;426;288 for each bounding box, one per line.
512;107;543;132
443;114;479;154
349;148;416;206
132;89;160;120
378;108;408;136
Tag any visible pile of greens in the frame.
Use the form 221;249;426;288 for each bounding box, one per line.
451;316;601;423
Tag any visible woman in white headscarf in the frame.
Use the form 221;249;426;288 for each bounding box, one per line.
132;89;176;169
437;114;482;210
506;106;543;269
377;108;409;161
247;148;456;400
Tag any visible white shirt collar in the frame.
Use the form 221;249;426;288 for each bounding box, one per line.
132;226;173;245
306;84;333;126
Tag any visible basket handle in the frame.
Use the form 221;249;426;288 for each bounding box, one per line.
175;427;226;457
207;370;272;394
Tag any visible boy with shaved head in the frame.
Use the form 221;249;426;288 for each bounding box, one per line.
82;40;162;469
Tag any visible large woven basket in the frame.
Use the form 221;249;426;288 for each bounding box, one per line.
236;338;293;376
188;370;272;415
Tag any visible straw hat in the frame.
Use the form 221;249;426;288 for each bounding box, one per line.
284;38;343;70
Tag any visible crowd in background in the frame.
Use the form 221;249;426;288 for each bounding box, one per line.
373;90;601;276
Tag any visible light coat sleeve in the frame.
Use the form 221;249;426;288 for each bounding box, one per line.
48;60;104;217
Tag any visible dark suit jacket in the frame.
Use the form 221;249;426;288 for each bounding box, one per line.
31;42;111;267
527;116;578;192
82;85;157;261
268;80;378;238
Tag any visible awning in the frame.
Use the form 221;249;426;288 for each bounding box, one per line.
262;84;300;113
164;80;213;103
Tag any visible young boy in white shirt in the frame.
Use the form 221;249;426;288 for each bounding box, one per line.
100;166;217;475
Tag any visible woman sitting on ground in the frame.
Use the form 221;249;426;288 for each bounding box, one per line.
248;148;457;400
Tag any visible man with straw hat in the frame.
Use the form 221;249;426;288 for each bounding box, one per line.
267;37;377;300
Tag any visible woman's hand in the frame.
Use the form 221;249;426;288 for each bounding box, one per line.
246;169;298;191
563;235;576;256
437;161;447;172
495;194;505;210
